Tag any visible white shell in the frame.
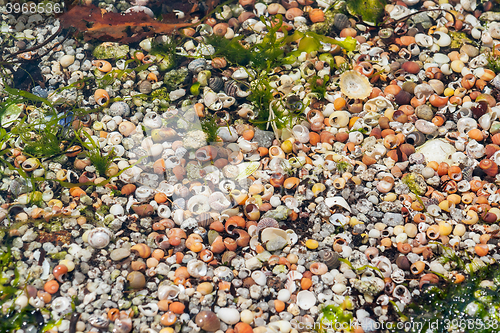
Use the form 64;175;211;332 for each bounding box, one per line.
286;230;298;246
292;124;310;143
107;132;123;145
138;303;158;317
158;205;171;218
169;89;186;101
208;192;232;211
232;68;249;80
217;126;238;142
433;31;451;47
186;259;207;278
324;197;351;212
135;186;155;202
217;308;240;325
158;285;182;300
261;227;289;243
277;289;291;302
416;139;457;164
296;290;317;310
251;270;267;286
51;296;72;314
187;194;210;214
143;112;162;129
461;0;477;12
87;227;112;249
109;204;124;216
267;321;292;333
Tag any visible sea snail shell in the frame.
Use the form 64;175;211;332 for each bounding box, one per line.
87;227;113;249
195;310;221;331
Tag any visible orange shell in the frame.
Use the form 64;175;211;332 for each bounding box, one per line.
121;184;136;196
437;162;449;176
169;302;185;314
479;159;498;176
309;8;325;23
274;300;285;313
44;280;59;294
301;277;313;290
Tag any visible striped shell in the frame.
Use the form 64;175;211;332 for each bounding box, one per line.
224;80;251;98
322;250;340;269
188;58;207;73
255;218;279;233
197;212;213;228
462;166;473;181
334;13;350;30
209;76;224;92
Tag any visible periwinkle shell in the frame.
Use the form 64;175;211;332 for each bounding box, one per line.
224;80;250;98
188;58;207;73
195;310;221;331
322;250;340;269
109;101;130;117
209;76;224;92
334;13;350;30
127;271;146;289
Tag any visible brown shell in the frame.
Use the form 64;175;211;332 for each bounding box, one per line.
197;212;214;228
322;250;340;269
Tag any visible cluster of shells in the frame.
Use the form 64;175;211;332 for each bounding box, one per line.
3;0;500;332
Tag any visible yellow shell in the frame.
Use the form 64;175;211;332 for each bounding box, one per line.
305;239;319;250
311;183;326;196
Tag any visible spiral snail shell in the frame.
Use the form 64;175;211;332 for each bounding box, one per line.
87;227;113;249
322;250;340;269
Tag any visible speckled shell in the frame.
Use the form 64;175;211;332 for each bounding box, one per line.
109;101;130;117
334;13;350;30
213;266;234;281
323;250;340;269
197;212;213;228
224;80;251;98
188;58;207;73
209;76;224;92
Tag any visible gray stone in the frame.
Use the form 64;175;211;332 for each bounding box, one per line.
382;212;404;226
253;128;274;148
110;248;131;261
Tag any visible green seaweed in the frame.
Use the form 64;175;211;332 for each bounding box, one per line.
308;75;330;99
203;34;253;67
0;237;60;332
346;0;387;26
394;264;500;333
150;36;183;71
76;130;115;177
200;113;221;144
12;115;65;159
336;161;351;173
487;51;500;74
315;304;354;333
